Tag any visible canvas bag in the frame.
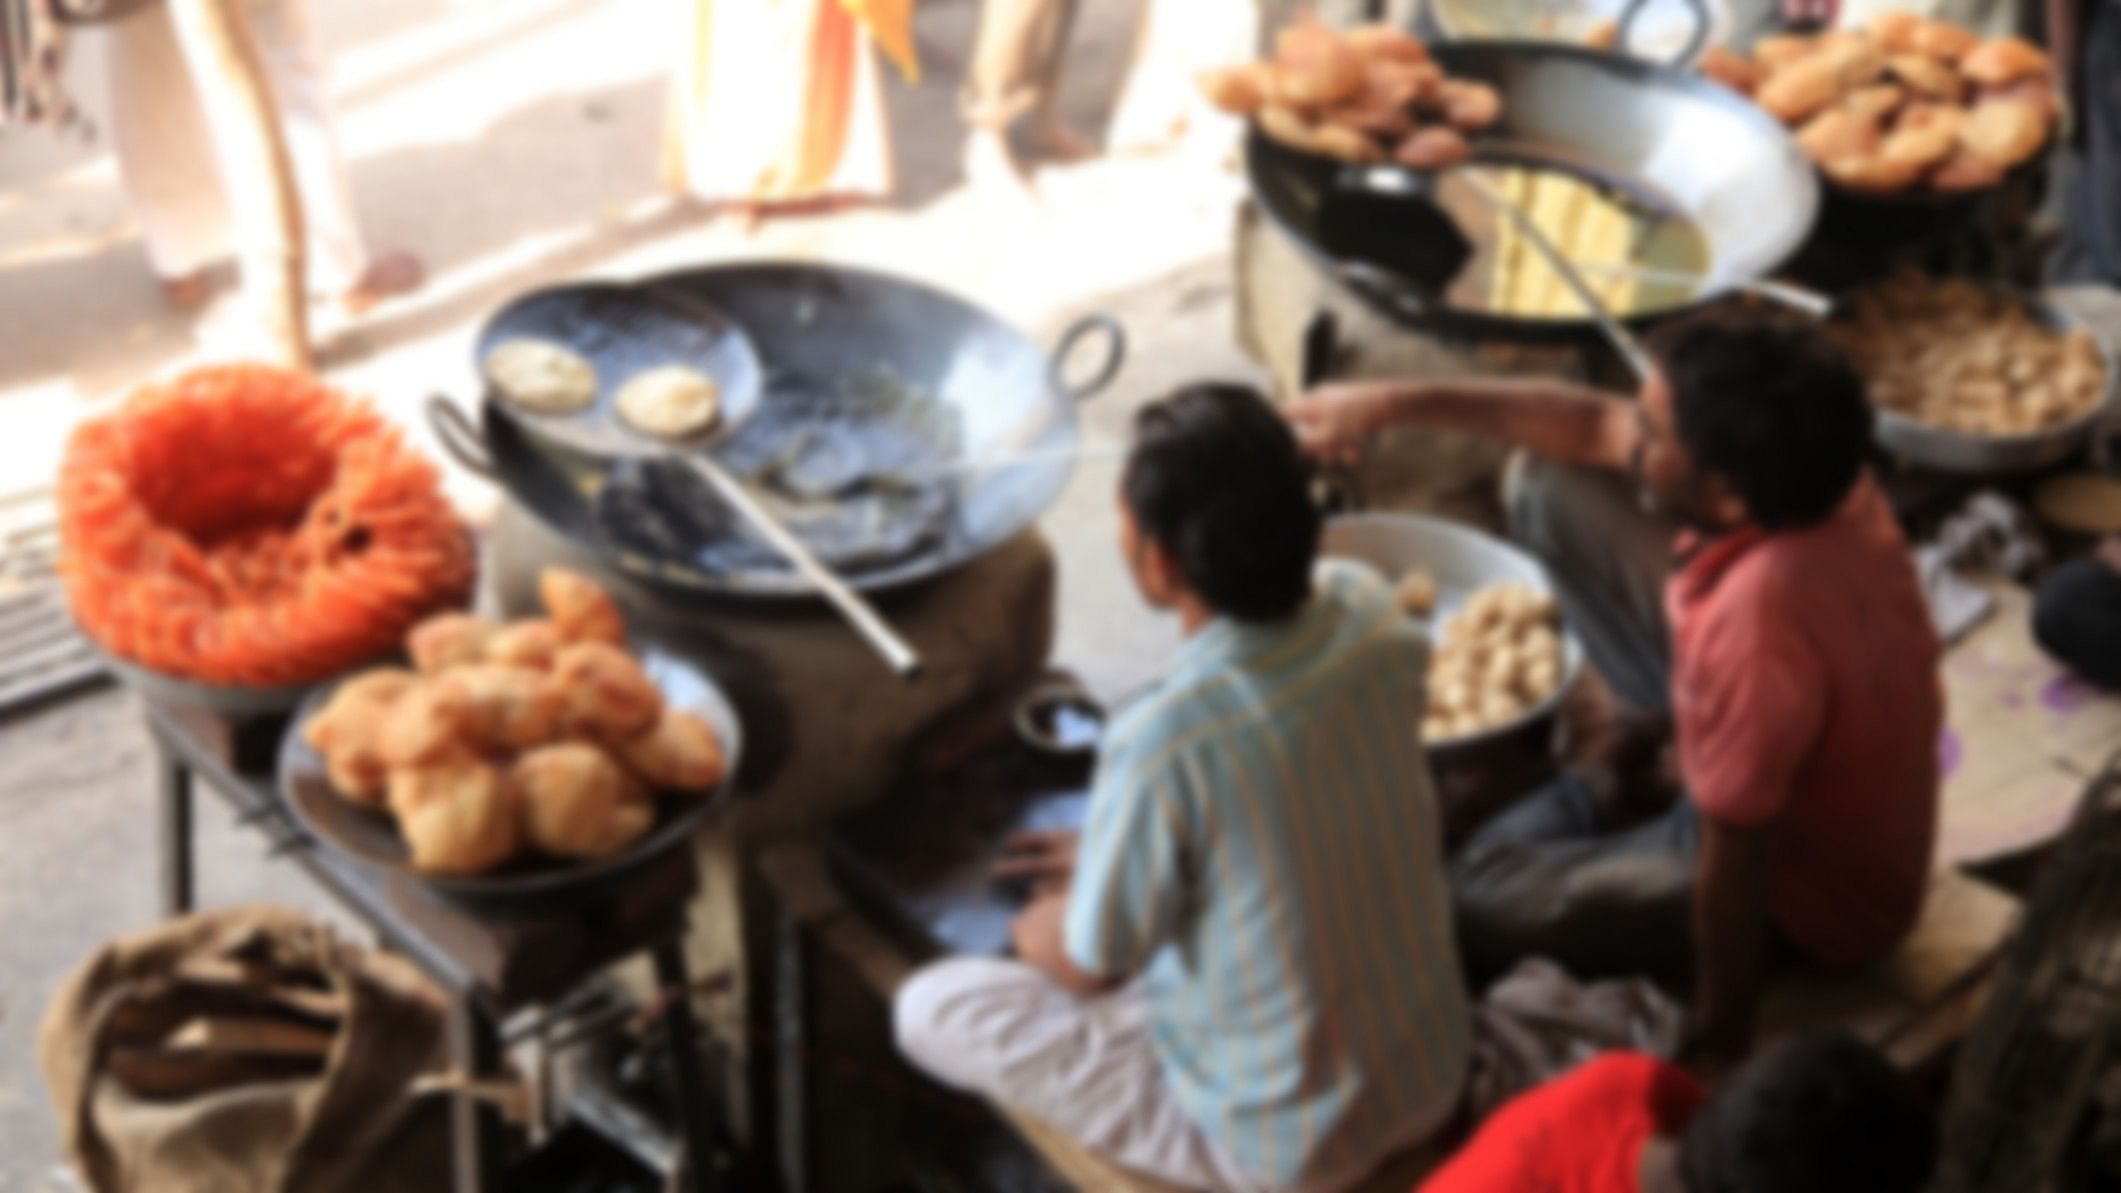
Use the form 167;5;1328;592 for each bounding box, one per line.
39;906;452;1193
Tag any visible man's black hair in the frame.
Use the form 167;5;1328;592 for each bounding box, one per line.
1652;312;1874;530
1679;1030;1938;1193
1122;382;1321;623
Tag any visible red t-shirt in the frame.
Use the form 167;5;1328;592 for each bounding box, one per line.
1420;1053;1705;1193
1670;475;1942;970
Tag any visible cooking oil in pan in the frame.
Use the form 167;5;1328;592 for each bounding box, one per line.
1434;166;1711;319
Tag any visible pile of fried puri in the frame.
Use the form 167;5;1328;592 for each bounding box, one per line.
300;569;728;876
1396;576;1566;741
1830;270;2108;436
1696;13;2058;193
1196;19;1502;169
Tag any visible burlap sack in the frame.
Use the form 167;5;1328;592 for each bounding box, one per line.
39;906;452;1193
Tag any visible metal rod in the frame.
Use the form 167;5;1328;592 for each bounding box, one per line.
680;457;923;679
1565;261;1834;318
158;743;195;918
1459;168;1659;383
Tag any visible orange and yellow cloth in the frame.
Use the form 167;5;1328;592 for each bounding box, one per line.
664;0;918;205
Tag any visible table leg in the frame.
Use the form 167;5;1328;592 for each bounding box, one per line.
448;995;507;1193
775;905;808;1193
156;739;194;917
653;939;726;1193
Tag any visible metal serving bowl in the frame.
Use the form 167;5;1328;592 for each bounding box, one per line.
1321;512;1584;754
1855;294;2119;476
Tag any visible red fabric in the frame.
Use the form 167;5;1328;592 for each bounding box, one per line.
1669;475;1942;970
1419;1053;1705;1193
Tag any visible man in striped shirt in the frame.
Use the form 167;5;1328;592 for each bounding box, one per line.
895;384;1470;1191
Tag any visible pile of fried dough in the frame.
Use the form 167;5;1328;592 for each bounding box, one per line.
1196;19;1502;169
1696;13;2058;193
1398;578;1566;741
1831;270;2108;437
300;569;728;876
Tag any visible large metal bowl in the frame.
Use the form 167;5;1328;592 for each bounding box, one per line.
1322;512;1584;753
1856;295;2118;476
1246;41;1819;345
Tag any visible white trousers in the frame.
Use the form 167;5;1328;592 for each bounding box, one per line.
895;957;1268;1192
103;0;369;291
894;958;1430;1193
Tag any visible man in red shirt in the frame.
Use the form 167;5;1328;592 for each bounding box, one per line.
1289;314;1943;1058
1420;1031;1936;1193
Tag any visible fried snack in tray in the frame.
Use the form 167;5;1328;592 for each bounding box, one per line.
539;567;627;646
1699;45;1765;95
1960;98;2050;170
1711;17;2057;194
389;755;519;876
1830;270;2109;437
438;664;563;752
302;668;416;806
1419;582;1564;742
613;708;729;792
511;743;653;860
551;642;664;740
298;570;731;875
408;613;496;673
485;620;563;670
58;365;473;688
1197;19;1499;167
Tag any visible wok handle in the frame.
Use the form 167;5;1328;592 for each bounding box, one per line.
679;456;925;681
426;396;497;478
1052;315;1127;402
1618;0;1713;68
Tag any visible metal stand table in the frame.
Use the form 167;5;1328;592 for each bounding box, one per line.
145;701;734;1193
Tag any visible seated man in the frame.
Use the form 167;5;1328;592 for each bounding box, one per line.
895;383;1471;1192
1420;1030;1937;1193
1288;314;1943;1060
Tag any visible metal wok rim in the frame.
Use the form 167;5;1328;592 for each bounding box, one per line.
1246;40;1820;341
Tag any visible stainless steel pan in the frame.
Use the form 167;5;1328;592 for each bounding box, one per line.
1247;41;1819;345
432;263;1125;599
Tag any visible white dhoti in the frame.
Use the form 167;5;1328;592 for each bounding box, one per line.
894;957;1268;1193
893;957;1435;1193
104;0;369;293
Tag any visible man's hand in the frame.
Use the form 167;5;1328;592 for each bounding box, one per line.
992;830;1080;896
1285;382;1406;465
1011;889;1118;997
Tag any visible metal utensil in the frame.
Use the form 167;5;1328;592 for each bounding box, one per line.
441;267;1125;602
472;282;922;678
1564;261;1835;318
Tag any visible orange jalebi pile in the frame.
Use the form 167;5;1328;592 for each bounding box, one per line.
59;365;474;688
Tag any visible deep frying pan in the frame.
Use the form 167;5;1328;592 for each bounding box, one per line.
1247;41;1819;345
431;263;1126;600
471;282;922;677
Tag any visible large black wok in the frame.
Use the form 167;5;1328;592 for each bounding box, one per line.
1248;41;1819;345
433;263;1124;600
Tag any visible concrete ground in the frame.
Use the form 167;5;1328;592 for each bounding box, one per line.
0;1;1267;1187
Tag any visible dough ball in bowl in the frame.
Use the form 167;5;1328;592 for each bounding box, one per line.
615;366;722;439
483;339;598;414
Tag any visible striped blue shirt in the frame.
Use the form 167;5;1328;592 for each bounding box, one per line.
1064;561;1471;1189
